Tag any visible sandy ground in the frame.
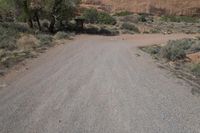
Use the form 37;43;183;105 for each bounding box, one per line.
0;34;199;133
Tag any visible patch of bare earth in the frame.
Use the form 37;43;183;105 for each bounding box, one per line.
187;52;200;64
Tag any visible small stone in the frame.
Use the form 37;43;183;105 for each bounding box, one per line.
0;84;7;88
136;53;141;57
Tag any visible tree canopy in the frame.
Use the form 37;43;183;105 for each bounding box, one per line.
0;0;81;32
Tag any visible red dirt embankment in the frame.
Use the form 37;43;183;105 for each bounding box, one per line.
82;0;200;16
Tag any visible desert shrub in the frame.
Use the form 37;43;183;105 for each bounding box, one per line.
0;23;19;50
0;35;17;50
85;24;100;34
121;22;140;33
159;39;193;61
36;34;53;46
54;31;72;40
160;16;199;23
114;11;133;16
141;45;161;55
98;12;116;25
119;15;139;23
99;26;119;36
138;14;147;22
0;23;31;46
1;22;30;33
17;34;40;50
66;20;77;31
190;63;200;76
160;45;185;61
85;24;119;36
149;28;161;33
83;8;116;25
188;41;200;53
41;19;50;31
1;51;32;68
83;8;99;24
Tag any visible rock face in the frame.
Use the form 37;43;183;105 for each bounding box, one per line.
82;0;200;16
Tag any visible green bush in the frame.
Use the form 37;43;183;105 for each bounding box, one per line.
160;16;199;23
83;8;99;24
159;39;193;61
54;31;72;40
1;51;32;68
191;64;200;76
121;22;140;33
114;11;133;16
0;23;21;50
189;41;200;53
36;34;53;46
99;26;119;36
98;12;116;25
85;24;119;36
85;24;100;34
149;28;161;33
83;8;116;25
138;14;147;22
141;45;161;55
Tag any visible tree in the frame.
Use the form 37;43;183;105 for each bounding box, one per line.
44;0;80;33
0;0;80;32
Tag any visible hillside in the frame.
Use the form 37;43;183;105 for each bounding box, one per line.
82;0;200;16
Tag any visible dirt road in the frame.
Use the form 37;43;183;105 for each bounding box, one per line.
0;34;199;133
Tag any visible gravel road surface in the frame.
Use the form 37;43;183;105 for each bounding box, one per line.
0;34;199;133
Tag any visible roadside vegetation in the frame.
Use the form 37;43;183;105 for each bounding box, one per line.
120;22;140;34
114;11;133;16
160;15;199;23
83;8;119;35
113;12;200;34
140;37;200;81
0;0;79;74
83;8;116;25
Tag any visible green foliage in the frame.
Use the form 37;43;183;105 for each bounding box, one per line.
159;39;193;61
0;0;81;31
83;8;116;25
85;24;100;34
83;8;99;23
114;11;133;16
36;34;53;46
190;64;200;76
99;26;119;36
85;24;119;36
0;23;30;51
0;0;14;11
142;39;200;61
140;45;161;55
188;41;200;53
138;14;147;22
160;15;199;23
121;22;140;33
149;28;161;33
54;31;72;39
0;50;32;68
0;22;33;69
98;12;116;25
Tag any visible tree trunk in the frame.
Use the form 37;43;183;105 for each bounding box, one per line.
49;15;55;33
23;0;33;28
48;0;63;33
35;11;41;31
28;17;33;28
